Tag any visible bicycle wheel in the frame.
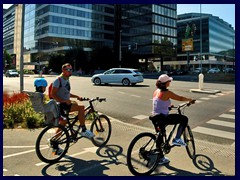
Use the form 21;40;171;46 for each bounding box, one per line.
35;124;70;164
183;125;196;159
90;114;111;147
126;132;160;176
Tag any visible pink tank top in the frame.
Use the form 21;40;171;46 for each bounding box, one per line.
152;89;171;116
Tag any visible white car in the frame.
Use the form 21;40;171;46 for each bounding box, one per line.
91;68;144;86
207;68;220;74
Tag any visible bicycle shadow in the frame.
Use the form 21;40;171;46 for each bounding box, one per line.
40;144;124;176
153;154;224;176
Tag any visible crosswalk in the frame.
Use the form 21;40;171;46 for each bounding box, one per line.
192;108;235;144
132;91;235;145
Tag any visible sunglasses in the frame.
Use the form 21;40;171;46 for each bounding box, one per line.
64;68;73;72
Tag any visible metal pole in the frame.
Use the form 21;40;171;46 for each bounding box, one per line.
20;4;25;92
232;36;235;70
119;30;122;68
200;4;202;73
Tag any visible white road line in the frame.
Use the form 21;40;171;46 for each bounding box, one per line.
118;91;125;94
229;109;235;113
208;95;218;98
219;114;235;119
200;97;211;100
192;127;235;140
130;95;141;98
35;146;98;166
195;100;202;103
132;115;148;120
216;93;225;96
3;169;7;171
4;145;39;148
207;119;235;128
3;146;48;159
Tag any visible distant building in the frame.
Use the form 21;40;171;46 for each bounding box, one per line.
175;13;235;71
3;4;178;72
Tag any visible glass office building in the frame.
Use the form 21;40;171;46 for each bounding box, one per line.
3;4;177;71
177;13;235;70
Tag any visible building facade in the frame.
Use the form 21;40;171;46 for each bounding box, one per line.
175;13;235;71
3;4;178;72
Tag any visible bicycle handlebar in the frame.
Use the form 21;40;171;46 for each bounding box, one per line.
169;100;196;111
81;97;106;102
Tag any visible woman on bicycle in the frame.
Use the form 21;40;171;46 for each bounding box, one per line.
152;74;195;164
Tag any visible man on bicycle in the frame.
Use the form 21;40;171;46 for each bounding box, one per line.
51;63;95;140
151;74;195;164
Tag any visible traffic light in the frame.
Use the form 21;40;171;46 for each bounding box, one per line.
135;43;138;50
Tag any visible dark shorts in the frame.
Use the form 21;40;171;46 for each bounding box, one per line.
59;103;72;116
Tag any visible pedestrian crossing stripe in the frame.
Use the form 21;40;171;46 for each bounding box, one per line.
219;114;235;119
229;109;235;113
200;97;211;100
192;127;235;140
207;119;235;128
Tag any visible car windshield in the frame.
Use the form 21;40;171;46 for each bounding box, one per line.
9;70;17;72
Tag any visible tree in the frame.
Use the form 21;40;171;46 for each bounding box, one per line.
3;49;14;70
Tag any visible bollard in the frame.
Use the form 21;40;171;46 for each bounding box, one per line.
198;73;204;90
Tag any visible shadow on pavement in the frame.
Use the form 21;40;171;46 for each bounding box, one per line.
153;154;224;176
41;144;124;176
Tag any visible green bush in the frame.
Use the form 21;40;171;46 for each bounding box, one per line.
3;92;45;129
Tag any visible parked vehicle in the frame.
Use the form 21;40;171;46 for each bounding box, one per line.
91;68;144;86
207;68;220;74
223;68;234;73
192;68;202;74
5;69;19;77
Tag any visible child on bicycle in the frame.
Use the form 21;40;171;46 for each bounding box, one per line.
151;74;195;164
33;78;62;124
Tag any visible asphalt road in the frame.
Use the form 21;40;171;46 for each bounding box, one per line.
3;74;236;176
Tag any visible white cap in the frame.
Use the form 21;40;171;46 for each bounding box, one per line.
158;74;173;83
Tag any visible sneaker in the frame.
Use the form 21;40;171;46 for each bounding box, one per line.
158;156;170;165
80;129;95;139
172;138;187;146
52;147;64;155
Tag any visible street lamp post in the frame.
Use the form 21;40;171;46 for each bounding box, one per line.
198;4;204;90
231;35;235;70
36;17;43;77
119;30;122;68
20;4;25;92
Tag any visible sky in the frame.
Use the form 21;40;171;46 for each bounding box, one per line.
3;4;235;30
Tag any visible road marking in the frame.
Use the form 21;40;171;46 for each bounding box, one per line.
132;115;148;120
219;114;235;119
195;100;202;103
3;146;48;159
192;127;235;140
216;93;225;96
3;169;7;171
229;109;235;113
35;146;98;166
208;95;218;98
200;97;211;100
130;95;141;98
4;145;39;148
207;119;235;128
118;91;125;94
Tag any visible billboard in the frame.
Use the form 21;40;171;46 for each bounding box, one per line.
182;38;193;52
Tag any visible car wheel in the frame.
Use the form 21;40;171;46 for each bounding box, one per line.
122;78;130;86
94;78;101;85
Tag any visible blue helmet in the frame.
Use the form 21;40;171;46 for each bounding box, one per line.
34;78;48;87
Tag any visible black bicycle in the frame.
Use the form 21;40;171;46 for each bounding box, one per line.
126;101;196;176
35;97;111;164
